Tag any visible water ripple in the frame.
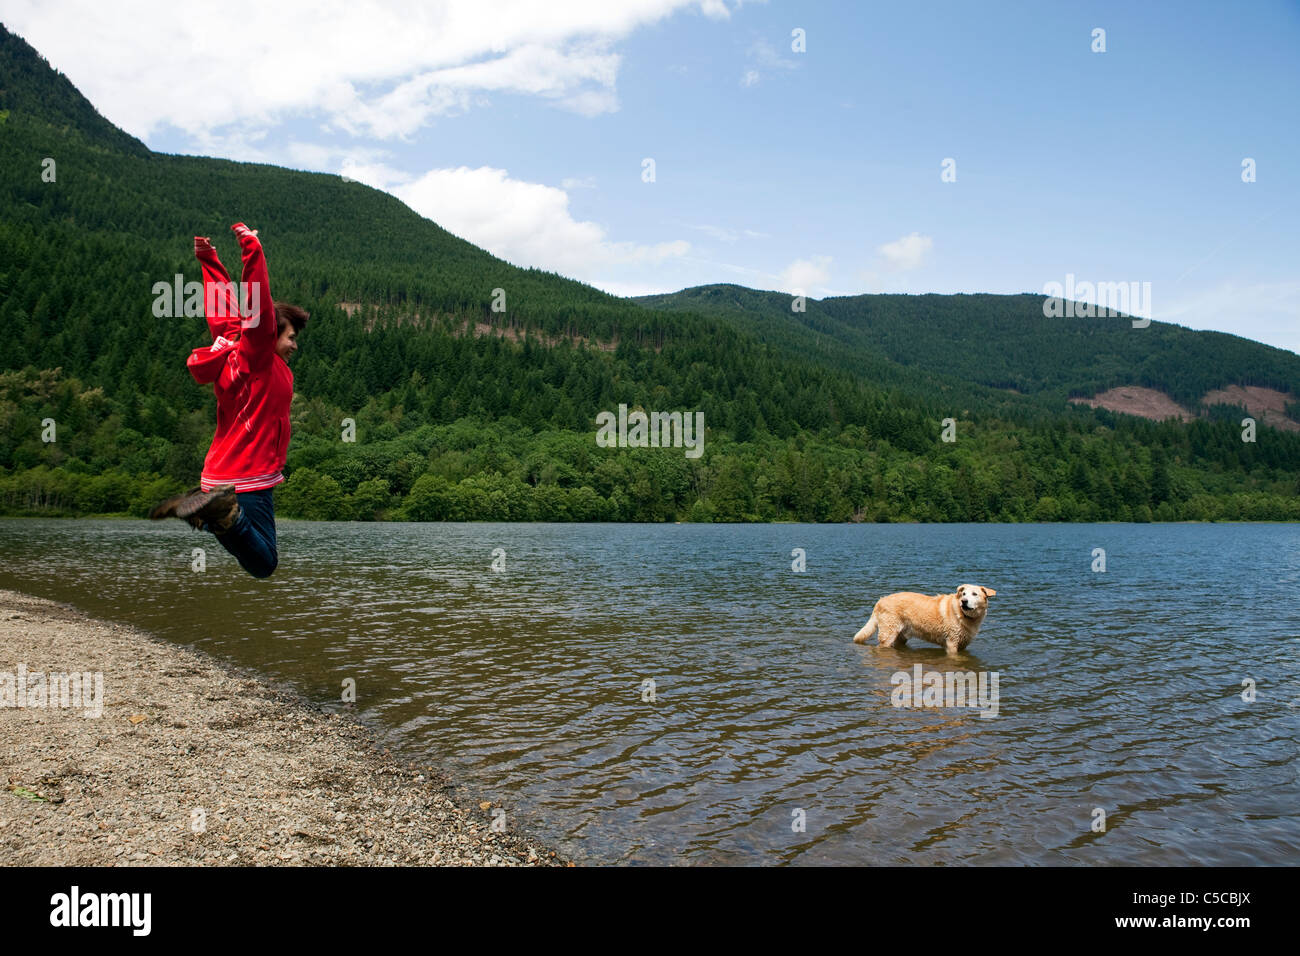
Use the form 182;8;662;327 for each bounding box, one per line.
2;519;1297;864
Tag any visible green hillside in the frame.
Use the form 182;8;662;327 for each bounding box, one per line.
2;21;1298;524
635;286;1300;411
0;25;148;157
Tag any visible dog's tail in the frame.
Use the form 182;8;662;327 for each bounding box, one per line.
853;612;878;645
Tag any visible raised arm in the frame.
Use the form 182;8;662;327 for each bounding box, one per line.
195;236;241;341
232;222;278;364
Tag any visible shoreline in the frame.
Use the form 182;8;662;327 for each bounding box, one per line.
0;589;570;866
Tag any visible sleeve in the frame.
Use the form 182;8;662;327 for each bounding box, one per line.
196;240;239;341
232;222;279;365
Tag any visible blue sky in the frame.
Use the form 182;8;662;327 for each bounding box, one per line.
5;0;1298;351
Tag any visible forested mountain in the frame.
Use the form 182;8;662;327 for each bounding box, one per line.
635;286;1300;411
0;25;147;158
2;21;1298;523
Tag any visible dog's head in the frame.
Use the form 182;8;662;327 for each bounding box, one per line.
955;584;996;617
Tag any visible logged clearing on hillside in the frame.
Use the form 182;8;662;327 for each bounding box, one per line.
1070;385;1300;433
1203;385;1300;433
1069;387;1195;422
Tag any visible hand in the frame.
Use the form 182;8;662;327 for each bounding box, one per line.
232;223;259;239
194;236;214;256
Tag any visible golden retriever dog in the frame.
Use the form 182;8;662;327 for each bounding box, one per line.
853;585;996;654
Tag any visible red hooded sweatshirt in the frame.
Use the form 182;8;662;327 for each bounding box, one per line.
186;223;291;493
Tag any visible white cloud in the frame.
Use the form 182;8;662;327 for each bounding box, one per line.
740;36;798;88
1;0;742;143
698;0;733;17
338;160;410;189
329;42;625;137
286;142;393;174
343;163;690;279
877;232;933;271
778;255;832;295
747;38;798;70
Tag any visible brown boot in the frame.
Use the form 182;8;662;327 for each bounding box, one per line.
209;498;242;535
149;486;213;530
153;484;236;532
148;486;201;520
193;486;241;534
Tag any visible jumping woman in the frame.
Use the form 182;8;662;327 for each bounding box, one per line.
149;223;307;578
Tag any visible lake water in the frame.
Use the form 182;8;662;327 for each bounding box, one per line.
2;519;1297;865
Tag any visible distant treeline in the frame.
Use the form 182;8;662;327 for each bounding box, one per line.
3;366;1298;522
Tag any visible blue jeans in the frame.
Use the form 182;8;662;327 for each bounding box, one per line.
212;488;278;578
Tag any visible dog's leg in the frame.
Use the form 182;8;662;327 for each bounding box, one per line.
853;612;878;645
876;616;904;648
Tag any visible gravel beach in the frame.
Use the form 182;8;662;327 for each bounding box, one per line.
0;589;568;866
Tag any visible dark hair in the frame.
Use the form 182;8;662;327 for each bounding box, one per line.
276;303;309;334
